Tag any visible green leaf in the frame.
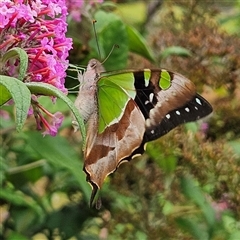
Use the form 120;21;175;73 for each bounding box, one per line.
23;131;91;202
227;140;240;158
127;25;155;62
160;46;192;59
218;11;240;36
176;217;209;240
25;82;86;145
2;47;28;81
6;160;46;187
91;10;129;71
146;143;177;174
229;232;240;240
180;176;216;227
0;83;12;104
44;204;96;239
11;207;40;234
0;157;7;185
7;232;29;240
115;2;146;26
0;187;42;215
0;75;31;131
185;122;200;133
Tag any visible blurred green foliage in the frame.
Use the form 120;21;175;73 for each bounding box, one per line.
1;0;240;239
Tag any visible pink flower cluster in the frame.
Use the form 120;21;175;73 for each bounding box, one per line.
66;0;103;22
0;0;73;136
0;0;72;93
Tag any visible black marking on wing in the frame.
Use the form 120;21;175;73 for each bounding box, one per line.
133;71;157;119
143;94;213;142
124;71;212;162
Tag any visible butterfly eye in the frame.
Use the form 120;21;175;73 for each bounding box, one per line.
90;62;97;68
88;59;97;69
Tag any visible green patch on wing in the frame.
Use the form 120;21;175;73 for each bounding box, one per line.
160;70;171;90
98;72;136;133
144;70;151;87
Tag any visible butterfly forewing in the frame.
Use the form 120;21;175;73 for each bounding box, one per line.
145;94;212;141
97;72;137;133
132;70;212;142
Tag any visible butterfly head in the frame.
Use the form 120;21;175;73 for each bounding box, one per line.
87;58;105;74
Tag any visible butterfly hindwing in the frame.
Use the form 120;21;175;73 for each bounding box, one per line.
84;99;145;200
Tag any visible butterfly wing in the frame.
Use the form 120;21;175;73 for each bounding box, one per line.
81;67;212;206
84;75;145;205
124;69;213;159
132;70;212;140
144;93;212;141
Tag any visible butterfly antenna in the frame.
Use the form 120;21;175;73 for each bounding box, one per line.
93;19;119;65
93;20;102;60
101;44;119;65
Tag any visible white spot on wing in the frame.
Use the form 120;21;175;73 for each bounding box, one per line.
166;114;170;119
149;93;154;103
195;106;198;110
185;107;190;112
151;129;155;134
176;110;180;115
156;102;162;108
196;97;202;105
145;119;151;128
144;80;149;87
145;100;149;105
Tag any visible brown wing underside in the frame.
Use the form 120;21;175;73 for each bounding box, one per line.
84;99;145;200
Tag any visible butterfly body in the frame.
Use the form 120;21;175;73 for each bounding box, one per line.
74;59;212;205
74;59;102;123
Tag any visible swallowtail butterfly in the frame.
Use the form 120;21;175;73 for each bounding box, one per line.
74;59;212;206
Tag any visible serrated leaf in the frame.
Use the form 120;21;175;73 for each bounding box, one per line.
25;82;86;145
127;25;155;62
2;47;28;81
0;75;31;131
160;46;192;59
23;131;91;202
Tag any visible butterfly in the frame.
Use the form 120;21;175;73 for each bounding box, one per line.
73;59;213;206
